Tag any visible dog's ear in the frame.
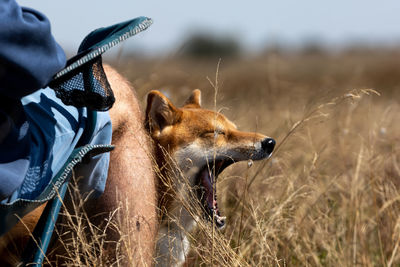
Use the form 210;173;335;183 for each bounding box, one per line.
183;89;201;108
146;90;181;134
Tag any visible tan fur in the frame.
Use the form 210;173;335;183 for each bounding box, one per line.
0;204;45;266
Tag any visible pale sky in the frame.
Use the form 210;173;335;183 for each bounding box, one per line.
18;0;400;55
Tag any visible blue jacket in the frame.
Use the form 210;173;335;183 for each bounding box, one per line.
0;0;66;199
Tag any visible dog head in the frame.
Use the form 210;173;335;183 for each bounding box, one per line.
146;89;275;228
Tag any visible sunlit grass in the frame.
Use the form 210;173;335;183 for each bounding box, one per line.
44;50;400;266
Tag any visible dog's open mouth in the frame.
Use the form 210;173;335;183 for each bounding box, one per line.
195;158;235;229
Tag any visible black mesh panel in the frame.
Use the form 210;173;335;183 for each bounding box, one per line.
49;56;114;111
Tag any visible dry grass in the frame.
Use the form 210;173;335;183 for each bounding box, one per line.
48;49;400;266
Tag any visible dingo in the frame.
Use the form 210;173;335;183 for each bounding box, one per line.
146;89;275;266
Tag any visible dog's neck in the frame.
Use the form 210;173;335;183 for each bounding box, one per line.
154;143;200;267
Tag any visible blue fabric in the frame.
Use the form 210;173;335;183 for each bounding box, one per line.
0;88;112;236
0;0;113;235
1;88;112;205
0;100;31;199
0;144;113;236
0;0;66;97
0;0;66;199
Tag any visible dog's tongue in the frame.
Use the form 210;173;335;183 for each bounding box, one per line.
200;168;215;209
200;166;226;228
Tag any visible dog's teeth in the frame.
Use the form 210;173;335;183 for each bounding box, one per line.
213;209;226;221
247;159;253;167
216;215;226;222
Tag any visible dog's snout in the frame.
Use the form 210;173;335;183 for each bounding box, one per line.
261;138;275;154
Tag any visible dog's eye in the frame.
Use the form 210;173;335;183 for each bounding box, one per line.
214;130;225;137
201;130;225;139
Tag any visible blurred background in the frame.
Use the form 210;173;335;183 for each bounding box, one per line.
18;1;400;265
17;0;400;57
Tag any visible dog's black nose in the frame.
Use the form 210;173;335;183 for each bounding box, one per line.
261;138;275;154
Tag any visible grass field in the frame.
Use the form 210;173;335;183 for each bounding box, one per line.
55;49;400;266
